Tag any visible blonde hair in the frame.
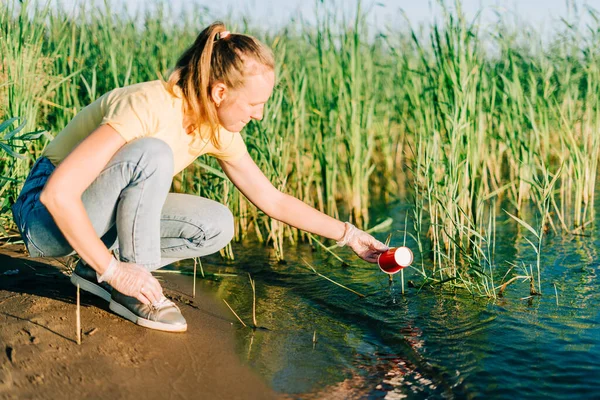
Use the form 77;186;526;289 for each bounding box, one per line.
166;22;275;148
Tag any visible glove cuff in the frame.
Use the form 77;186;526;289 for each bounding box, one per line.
96;256;118;283
336;222;357;247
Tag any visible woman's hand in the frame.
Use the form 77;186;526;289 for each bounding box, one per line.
99;258;163;304
338;223;389;263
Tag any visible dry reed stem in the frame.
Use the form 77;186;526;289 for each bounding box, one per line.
193;258;197;298
154;269;237;277
222;299;247;328
76;284;81;345
497;275;531;296
248;273;257;328
309;234;344;264
300;258;365;298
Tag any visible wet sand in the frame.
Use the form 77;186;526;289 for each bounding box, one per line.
0;242;279;400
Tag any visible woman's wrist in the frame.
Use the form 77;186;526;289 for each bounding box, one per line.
334;221;347;242
96;256;118;283
336;222;357;247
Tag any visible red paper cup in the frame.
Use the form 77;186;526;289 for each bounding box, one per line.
378;246;413;275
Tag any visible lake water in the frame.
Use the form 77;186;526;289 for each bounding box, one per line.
172;199;600;399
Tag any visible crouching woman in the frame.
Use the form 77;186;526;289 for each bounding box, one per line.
11;22;388;333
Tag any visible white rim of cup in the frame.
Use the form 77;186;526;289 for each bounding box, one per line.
394;246;414;267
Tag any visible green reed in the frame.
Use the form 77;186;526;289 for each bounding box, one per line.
2;0;600;294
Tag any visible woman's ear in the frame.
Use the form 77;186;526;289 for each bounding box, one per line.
211;82;228;107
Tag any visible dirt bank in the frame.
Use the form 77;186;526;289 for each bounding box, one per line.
0;242;279;400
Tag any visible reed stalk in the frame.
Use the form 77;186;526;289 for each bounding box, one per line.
2;0;599;294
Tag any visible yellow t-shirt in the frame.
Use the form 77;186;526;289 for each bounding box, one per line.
42;80;247;175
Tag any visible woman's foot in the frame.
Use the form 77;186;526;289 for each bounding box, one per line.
109;291;187;332
70;260;112;301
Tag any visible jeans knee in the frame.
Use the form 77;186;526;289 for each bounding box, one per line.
161;194;235;258
178;203;234;251
200;203;234;251
217;205;235;246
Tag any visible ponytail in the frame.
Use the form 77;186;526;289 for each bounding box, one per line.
166;22;274;148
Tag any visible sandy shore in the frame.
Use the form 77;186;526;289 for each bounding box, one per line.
0;242;279;400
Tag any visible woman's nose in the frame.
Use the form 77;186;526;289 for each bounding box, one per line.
251;106;264;121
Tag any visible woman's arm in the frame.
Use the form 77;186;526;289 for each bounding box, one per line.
39;124;162;303
219;153;388;262
218;153;346;241
40;125;126;274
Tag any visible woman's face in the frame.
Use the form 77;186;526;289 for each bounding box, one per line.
216;68;275;133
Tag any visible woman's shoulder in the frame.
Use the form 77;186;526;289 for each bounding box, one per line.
99;80;182;121
104;80;172;101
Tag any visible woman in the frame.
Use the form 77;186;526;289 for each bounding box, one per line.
11;22;388;333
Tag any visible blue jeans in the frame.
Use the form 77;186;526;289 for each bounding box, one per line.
11;138;234;271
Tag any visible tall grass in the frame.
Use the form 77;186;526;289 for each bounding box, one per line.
1;0;599;294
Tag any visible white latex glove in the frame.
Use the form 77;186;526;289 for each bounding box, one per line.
337;222;389;263
98;257;163;304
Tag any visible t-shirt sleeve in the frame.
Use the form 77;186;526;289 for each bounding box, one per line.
207;130;248;161
100;90;157;142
